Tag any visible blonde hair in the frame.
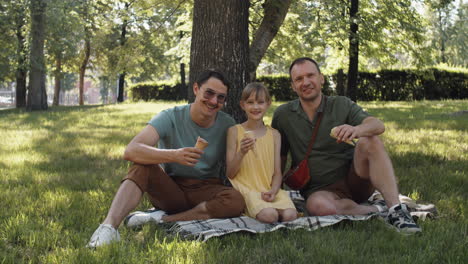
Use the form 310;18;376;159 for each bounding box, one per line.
241;82;271;103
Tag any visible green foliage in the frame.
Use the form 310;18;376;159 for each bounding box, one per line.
257;74;335;101
0;101;466;263
260;68;467;101
0;0;29;83
356;68;467;100
128;81;187;101
423;0;467;67
258;0;430;74
128;68;467;102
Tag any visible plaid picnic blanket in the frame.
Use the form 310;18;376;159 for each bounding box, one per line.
163;191;437;242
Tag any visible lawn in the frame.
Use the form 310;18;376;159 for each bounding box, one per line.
0;100;467;264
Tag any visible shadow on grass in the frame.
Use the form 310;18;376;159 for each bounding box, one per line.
391;150;466;220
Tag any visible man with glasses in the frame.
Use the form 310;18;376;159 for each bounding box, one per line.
87;70;245;248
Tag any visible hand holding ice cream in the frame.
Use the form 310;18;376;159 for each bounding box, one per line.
194;136;209;150
243;131;257;155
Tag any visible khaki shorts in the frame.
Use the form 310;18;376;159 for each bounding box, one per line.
304;164;375;204
122;163;245;218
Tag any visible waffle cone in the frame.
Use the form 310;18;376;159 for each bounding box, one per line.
194;136;209;150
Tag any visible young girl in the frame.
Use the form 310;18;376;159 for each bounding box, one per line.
226;82;297;223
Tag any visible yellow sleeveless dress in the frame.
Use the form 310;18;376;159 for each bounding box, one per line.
229;125;295;218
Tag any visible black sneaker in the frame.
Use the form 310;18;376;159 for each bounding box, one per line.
386;203;422;234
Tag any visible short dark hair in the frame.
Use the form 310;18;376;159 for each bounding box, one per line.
195;69;231;90
288;57;321;80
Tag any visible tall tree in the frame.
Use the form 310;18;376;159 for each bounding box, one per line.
46;0;81;106
189;0;250;122
117;1;130;103
77;0;94;106
189;0;291;122
14;1;28;107
27;0;48;111
248;0;292;80
347;0;359;101
0;1;29;107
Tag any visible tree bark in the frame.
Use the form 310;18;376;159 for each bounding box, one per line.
27;0;48;111
53;55;62;106
189;0;249;122
347;0;359;102
437;9;447;64
180;63;187;99
15;11;27;108
336;68;345;96
117;3;129;103
118;72;126;102
248;0;292;81
79;35;90;105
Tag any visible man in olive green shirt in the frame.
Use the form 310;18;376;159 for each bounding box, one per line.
272;57;421;234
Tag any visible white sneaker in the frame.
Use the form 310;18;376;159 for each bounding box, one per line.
124;209;167;228
87;224;120;248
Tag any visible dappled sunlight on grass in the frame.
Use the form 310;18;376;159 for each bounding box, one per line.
0;100;466;263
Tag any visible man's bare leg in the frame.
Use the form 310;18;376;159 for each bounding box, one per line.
353;136;399;207
102;180;143;228
161;202;211;222
306;191;378;216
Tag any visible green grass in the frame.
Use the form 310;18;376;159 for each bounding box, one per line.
1;100;467;264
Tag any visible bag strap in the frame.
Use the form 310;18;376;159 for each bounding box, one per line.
303;96;326;159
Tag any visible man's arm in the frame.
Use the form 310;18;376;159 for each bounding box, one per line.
332;116;385;143
123;125;202;166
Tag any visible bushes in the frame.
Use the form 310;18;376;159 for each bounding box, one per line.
259;68;467;101
257;74;335;101
128;82;187;101
355;69;467;101
129;68;467;101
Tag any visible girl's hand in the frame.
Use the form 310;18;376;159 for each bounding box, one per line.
239;137;255;155
261;190;277;202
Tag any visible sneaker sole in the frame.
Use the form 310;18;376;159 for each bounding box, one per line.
379;216;422;235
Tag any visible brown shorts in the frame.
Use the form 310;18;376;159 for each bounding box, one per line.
122;163;245;218
310;164;375;203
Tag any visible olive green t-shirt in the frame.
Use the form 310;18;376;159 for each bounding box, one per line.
271;95;370;192
148;104;235;179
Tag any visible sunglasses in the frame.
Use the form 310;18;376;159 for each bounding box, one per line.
202;89;227;104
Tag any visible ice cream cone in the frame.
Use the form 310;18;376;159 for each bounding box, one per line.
194;136;209;150
244;131;257;155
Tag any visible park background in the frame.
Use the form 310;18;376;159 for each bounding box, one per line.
0;0;467;263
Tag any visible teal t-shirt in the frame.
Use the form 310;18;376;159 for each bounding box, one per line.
148;104;235;179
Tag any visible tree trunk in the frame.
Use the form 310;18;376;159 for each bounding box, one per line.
438;9;447;64
79;36;90;105
15;8;27;108
117;72;125;102
27;0;48;111
189;0;249;122
347;0;359;102
180;63;187;100
117;5;129;103
336;68;345;96
248;0;292;81
53;56;62;106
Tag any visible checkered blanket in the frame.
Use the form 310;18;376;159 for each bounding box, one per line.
164;191;437;242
